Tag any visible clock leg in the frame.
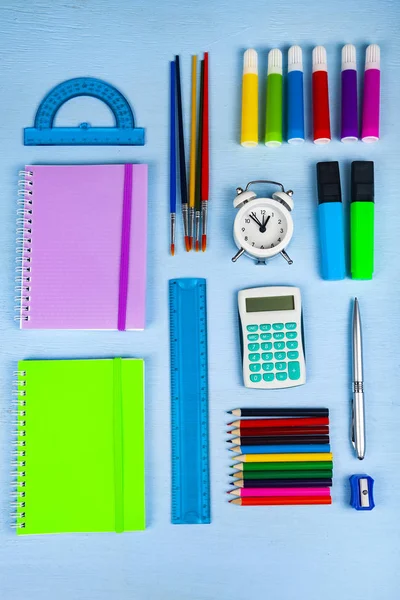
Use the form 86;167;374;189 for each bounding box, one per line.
280;249;293;265
232;248;245;262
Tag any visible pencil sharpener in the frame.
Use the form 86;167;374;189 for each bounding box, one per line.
350;474;375;510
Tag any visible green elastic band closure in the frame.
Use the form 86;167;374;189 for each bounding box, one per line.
113;358;124;533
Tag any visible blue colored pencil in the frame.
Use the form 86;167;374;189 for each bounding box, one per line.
230;444;331;454
169;60;177;255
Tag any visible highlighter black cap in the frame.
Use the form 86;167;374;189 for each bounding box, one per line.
316;162;342;204
351;161;374;202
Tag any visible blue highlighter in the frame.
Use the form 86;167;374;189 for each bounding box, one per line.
287;46;305;144
316;162;346;280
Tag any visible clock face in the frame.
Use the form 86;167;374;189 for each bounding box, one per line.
237;201;289;253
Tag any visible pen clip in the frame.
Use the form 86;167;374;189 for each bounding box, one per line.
351;398;356;450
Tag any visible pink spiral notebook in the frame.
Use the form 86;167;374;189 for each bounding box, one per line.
17;164;147;330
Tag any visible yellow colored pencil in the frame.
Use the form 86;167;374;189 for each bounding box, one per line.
234;452;333;463
188;55;198;251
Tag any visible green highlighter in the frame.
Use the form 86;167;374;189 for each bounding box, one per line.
351;161;375;279
265;49;283;147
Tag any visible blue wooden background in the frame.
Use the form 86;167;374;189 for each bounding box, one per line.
0;1;399;598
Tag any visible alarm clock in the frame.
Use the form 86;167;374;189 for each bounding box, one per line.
231;180;295;265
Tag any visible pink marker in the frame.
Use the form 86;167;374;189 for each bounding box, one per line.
362;44;380;143
232;487;331;498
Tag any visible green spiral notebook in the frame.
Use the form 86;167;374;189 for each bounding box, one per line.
14;358;145;535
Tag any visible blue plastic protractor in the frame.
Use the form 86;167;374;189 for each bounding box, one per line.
169;278;211;525
24;77;145;146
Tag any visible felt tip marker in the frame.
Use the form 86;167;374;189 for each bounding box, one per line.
350;161;375;279
241;49;258;147
316;162;346;280
312;46;331;144
265;49;283;147
287;45;305;144
341;44;358;142
362;44;380;143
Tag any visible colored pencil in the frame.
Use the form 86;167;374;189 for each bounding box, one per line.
230;417;329;428
230;496;332;506
233;460;333;471
201;51;209;252
232;469;333;480
229;408;329;418
230;444;331;454
169;61;176;256
229;426;329;437
235;452;333;463
230;487;331;497
188;55;197;250
230;435;329;446
194;60;203;252
175;56;190;252
233;478;333;488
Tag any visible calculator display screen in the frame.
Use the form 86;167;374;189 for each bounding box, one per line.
246;295;295;312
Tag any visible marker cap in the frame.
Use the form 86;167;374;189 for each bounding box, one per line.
342;44;356;71
268;49;282;75
243;49;258;75
312;46;328;73
288;45;303;73
365;44;380;71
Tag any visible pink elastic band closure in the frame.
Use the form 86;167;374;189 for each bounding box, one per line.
118;164;133;331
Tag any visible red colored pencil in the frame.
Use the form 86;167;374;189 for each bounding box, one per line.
229;417;329;429
230;496;332;506
201;52;209;252
229;426;329;437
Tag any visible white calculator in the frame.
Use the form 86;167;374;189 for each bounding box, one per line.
238;286;306;389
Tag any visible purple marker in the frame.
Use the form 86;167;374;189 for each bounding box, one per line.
362;44;380;143
341;44;358;142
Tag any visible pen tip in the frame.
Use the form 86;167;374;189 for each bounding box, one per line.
202;235;207;252
188;237;193;251
170;244;175;256
184;236;191;252
195;241;199;252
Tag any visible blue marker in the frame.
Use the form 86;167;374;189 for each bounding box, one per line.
316;162;346;280
287;46;305;144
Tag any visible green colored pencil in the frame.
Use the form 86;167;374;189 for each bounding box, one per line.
232;469;333;480
233;461;333;472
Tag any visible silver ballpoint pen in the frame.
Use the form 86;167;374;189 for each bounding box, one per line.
351;297;366;460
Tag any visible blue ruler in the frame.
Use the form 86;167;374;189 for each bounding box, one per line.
24;77;145;146
169;278;210;524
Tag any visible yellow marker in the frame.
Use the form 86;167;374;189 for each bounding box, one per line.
189;55;198;249
241;49;258;147
235;452;333;463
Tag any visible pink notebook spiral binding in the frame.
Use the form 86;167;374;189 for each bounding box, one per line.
15;164;147;330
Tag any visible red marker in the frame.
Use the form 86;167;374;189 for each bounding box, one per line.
312;46;331;144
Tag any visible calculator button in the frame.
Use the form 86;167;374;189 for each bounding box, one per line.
249;363;261;372
286;331;298;340
247;325;258;332
276;372;288;382
274;342;285;350
249;353;260;362
262;352;273;361
260;333;272;341
261;342;272;351
287;351;299;360
272;323;284;331
248;343;260;352
287;341;298;350
274;352;286;361
288;361;301;380
250;374;262;383
263;373;275;382
262;362;274;372
285;322;297;330
247;333;259;341
275;362;287;371
260;324;271;331
273;332;284;340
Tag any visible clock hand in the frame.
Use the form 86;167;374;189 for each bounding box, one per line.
249;212;263;228
258;215;271;233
